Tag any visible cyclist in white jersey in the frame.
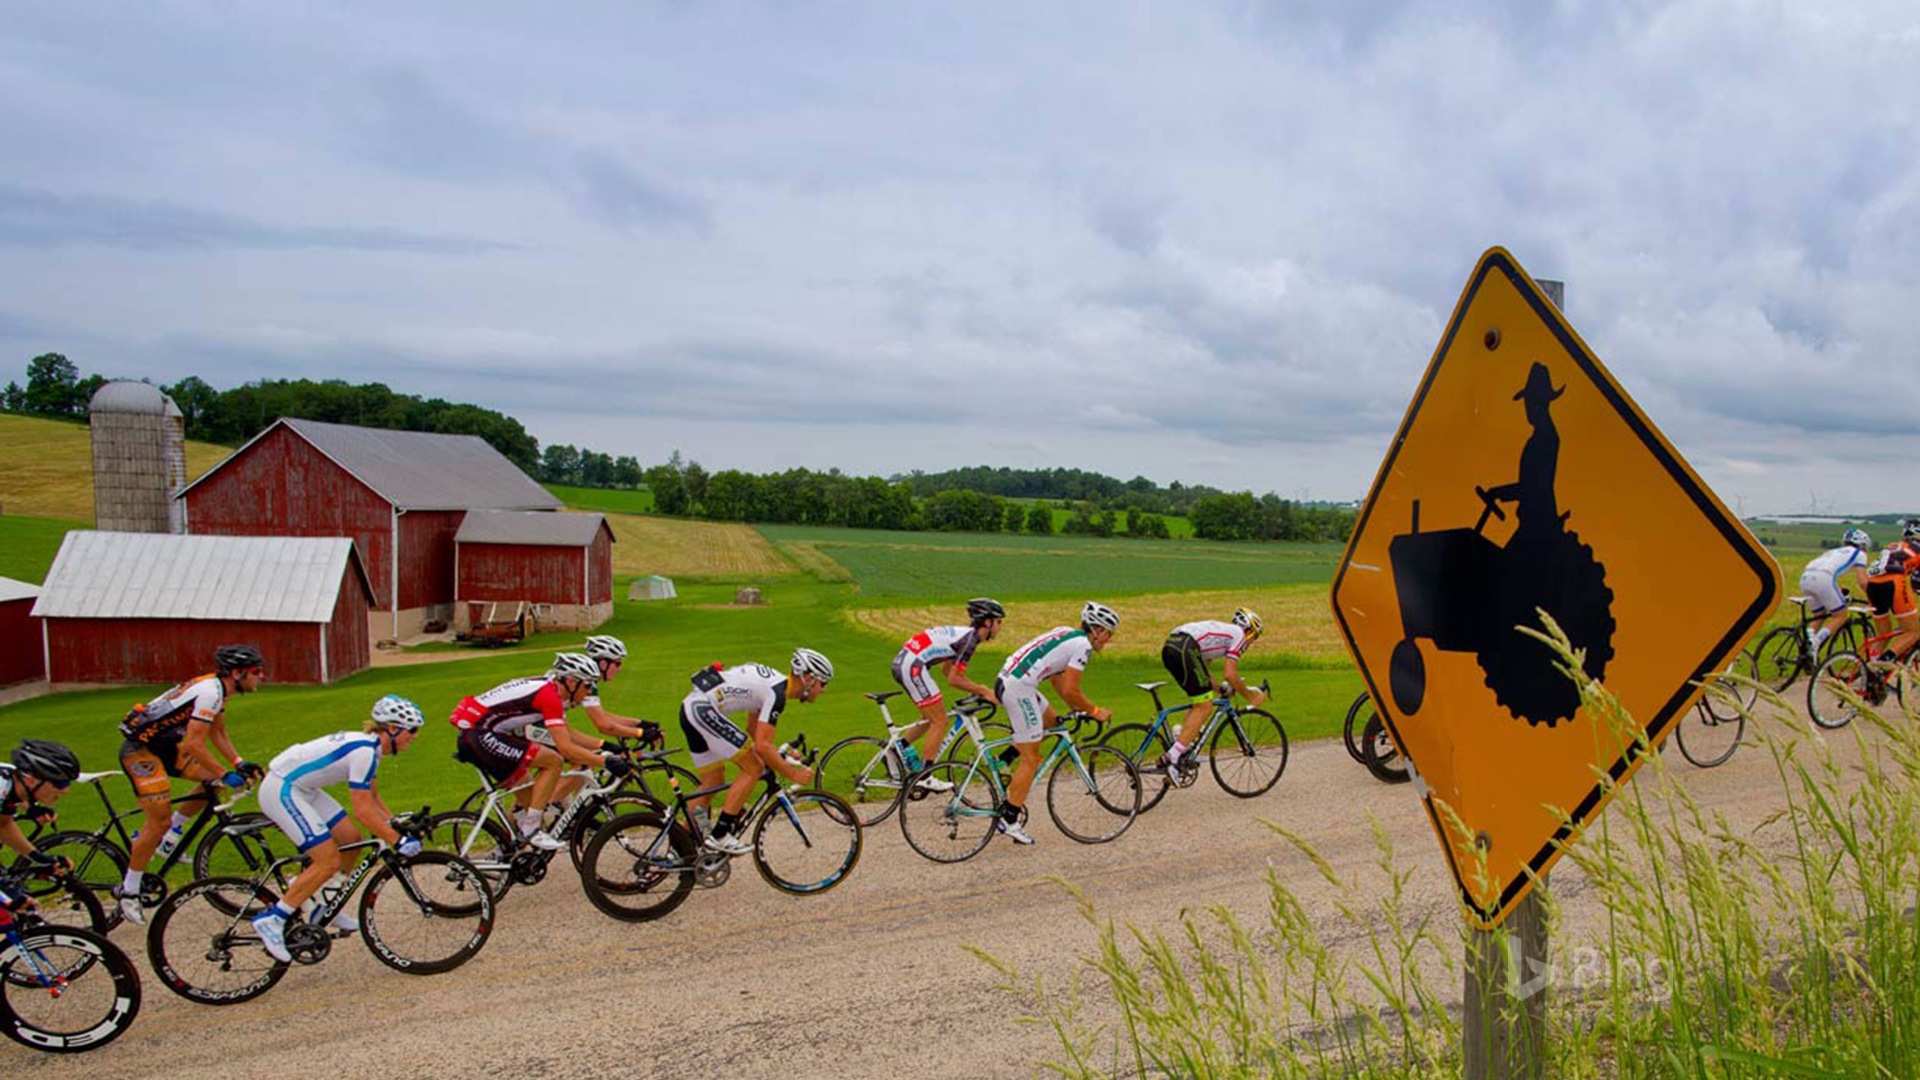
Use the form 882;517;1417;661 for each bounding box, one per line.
680;648;833;855
990;602;1119;845
527;636;663;808
251;695;426;962
1160;608;1267;770
892;598;1006;781
1800;529;1872;651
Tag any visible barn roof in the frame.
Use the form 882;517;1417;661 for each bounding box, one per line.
31;532;373;622
178;418;562;512
0;576;40;604
456;510;611;547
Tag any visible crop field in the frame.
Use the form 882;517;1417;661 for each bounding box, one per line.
602;511;795;580
0;413;230;522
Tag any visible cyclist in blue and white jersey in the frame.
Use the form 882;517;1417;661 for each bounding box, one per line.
1800;528;1872;651
991;603;1118;846
892;598;1006;784
250;695;426;963
1159;609;1268;771
681;649;832;855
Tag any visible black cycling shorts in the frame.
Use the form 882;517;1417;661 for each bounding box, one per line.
1161;632;1213;698
457;727;537;787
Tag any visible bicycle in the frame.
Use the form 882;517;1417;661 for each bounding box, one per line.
1669;649;1760;768
1098;680;1289;812
1752;592;1873;692
0;872;142;1054
146;809;493;1006
898;712;1142;863
575;736;862;923
813;692;1009;827
1808;624;1916;730
1341;690;1374;764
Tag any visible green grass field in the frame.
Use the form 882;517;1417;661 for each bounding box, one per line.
544;483;655;515
0;514;83;583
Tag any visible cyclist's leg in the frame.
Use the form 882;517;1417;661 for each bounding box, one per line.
893;652;944;763
257;775;352;913
1000;683;1048;840
1802;571;1847;647
1160;634;1213;758
679;697;748;815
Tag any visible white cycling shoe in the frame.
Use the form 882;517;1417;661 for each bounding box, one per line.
996;819;1036;845
252;914;293;963
702;832;752;857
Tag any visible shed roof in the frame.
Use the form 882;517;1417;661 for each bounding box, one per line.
178;418;561;512
32;532;373;622
457;510;611;547
0;576;40;604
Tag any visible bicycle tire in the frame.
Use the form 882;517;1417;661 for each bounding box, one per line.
147;876;287;1006
357;852;495;975
1098;722;1172;813
1828;616;1866;662
0;923;142;1053
814;735;904;828
1047;744;1140;844
192;815;290;913
940;720;1012;763
1342;691;1373;764
421;811;519;901
567;793;662;875
1808;651;1876;730
1207;708;1290;798
1673;701;1744;768
1361;715;1412;784
897;761;998;864
752;790;863;895
632;759;702;807
17;833;127;930
576;809;698;923
1697;649;1759;724
8;878;109;942
1753;625;1808;693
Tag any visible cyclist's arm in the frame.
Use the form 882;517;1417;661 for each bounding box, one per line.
940;660;995;701
0;815;33;858
548;721;610;768
746;721;813;786
1048;669;1109;722
347;786;402;847
1219;657;1265;704
580;701;649;740
177;718;230;781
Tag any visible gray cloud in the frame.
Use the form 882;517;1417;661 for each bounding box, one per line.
568;149;712;233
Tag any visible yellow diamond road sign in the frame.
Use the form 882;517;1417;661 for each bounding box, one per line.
1331;247;1781;929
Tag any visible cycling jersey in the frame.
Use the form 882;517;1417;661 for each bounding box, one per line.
1868;541;1919;580
262;732;381;852
120;673;225;742
899;626;983;669
0;765;21;818
1169;621;1252;662
678;664;789;770
1801;546;1869;616
998;628;1093;686
449;678;573;737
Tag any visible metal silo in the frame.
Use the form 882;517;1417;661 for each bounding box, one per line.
89;380;188;533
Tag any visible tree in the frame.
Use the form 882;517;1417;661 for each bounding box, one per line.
1;382;22;412
612;455;643;488
1003;501;1026;533
24;353;80;417
1025;503;1054;535
540;444;582;485
1189;493;1264;541
643;464;687;514
164;376;219;432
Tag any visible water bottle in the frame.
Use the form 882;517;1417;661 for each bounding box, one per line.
153;824;186;859
900;744;924;773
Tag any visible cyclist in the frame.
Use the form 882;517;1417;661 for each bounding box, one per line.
250;695;427;962
527;635;663;806
681;648;832;855
114;643;270;925
0;740;82;877
1865;522;1920;663
991;603;1118;846
892;598;1006;786
449;653;632;851
1158;609;1268;772
1800;529;1872;652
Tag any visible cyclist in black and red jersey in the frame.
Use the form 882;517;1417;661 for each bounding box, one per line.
0;740;81;878
890;598;1006;786
114;644;270;925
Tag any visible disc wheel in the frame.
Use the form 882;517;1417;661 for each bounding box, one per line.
576;810;698;923
1208;708;1290;797
1099;722;1172;813
813;735;904;828
752;791;862;895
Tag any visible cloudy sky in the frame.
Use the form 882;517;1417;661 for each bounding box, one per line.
1;2;1914;514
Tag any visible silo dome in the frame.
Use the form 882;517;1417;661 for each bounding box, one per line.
89;380;175;416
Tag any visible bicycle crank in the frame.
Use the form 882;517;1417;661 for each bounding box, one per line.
510;850;552;886
693;851;732;889
285;922;332;966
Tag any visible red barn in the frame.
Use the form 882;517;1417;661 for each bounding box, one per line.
32;532;374;685
455;511;615;632
0;577;44;688
177;418;560;641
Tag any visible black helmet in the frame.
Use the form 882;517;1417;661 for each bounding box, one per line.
214;644;265;673
966;597;1006;623
11;739;80;785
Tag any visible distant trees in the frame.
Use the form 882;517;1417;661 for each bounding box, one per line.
1190;492;1353;542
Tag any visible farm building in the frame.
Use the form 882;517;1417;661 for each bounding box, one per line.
32;532;374;685
455;511;615;633
0;577;44;688
177;418;561;640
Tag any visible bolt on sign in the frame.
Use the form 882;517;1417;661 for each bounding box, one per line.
1330;247;1780;929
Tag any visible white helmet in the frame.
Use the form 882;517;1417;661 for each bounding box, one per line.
790;647;835;684
1232;608;1264;638
1081;601;1120;632
370;694;425;731
1844;528;1871;550
584;635;627;662
549;652;600;687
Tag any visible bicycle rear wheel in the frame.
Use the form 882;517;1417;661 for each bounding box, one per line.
1208;708;1289;798
0;924;142;1053
358;852;495;975
1753;625;1808;692
1342;692;1373;763
1808;651;1874;730
1097;723;1171;813
12;878;108;938
568;793;661;875
192;815;291;912
1361;716;1412;784
752;791;862;895
147;877;286;1005
898;761;998;864
1672;702;1743;768
1046;745;1140;844
576;809;698;922
814;735;905;828
421;811;518;901
1697;649;1759;723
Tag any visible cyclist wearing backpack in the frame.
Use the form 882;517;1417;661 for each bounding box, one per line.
891;598;1006;782
681;649;832;855
992;603;1118;846
1158;609;1267;772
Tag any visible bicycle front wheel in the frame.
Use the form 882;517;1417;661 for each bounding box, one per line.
421;811;518;901
632;759;703;807
1208;708;1289;798
898;761;998;864
1697;649;1759;724
1047;745;1140;844
1342;692;1373;763
1753;625;1808;692
1808;651;1872;730
568;793;662;875
0;924;142;1053
814;735;904;828
358;852;495;975
577;809;697;923
147;876;286;1006
12;878;108;938
1361;715;1412;784
18;833;125;929
1098;723;1171;813
753;791;862;895
1672;702;1743;768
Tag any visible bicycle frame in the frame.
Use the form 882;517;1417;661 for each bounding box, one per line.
28;774;272;890
941;719;1102;815
1121;680;1271;762
865;694;997;765
461;763;624;848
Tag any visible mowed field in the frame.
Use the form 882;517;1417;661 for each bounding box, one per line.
0;413;230;522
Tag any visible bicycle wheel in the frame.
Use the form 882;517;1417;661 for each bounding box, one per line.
1342;691;1373;763
567;793;661;874
752;791;862;895
898;761;998;864
1047;745;1140;844
1361;715;1412;784
813;735;905;828
576;809;698;922
1098;723;1172;813
1672;701;1744;768
1208;708;1290;798
1828;616;1866;661
192;815;291;909
1698;650;1759;724
421;811;518;901
12;878;108;938
632;759;702;807
1753;625;1808;692
0;924;142;1053
357;852;495;975
147;876;287;1005
1808;651;1873;730
19;833;126;928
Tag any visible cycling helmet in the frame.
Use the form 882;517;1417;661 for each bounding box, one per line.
1232;608;1265;639
966;597;1007;623
791;647;835;684
584;635;628;662
1904;519;1920;542
549;652;600;687
1081;601;1120;632
214;643;265;673
370;695;425;731
10;739;81;785
1844;528;1872;550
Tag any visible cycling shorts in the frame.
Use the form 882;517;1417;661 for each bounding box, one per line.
680;696;749;769
995;676;1050;745
1160;632;1214;698
259;772;346;853
119;737;189;800
1867;576;1917;620
890;650;942;708
1797;571;1847;618
457;727;539;788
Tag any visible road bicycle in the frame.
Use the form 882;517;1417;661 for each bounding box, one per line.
574;736;862;922
0;872;142;1053
813;692;1008;827
898;711;1141;863
1665;649;1761;768
1098;680;1289;811
1808;624;1916;730
146;809;493;1006
1751;592;1873;692
11;771;284;927
1341;690;1373;764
